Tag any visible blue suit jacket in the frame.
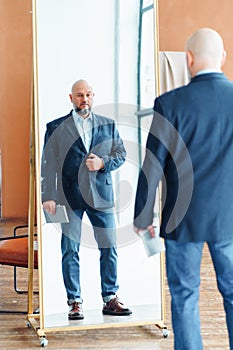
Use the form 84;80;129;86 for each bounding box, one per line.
41;111;126;210
134;73;233;242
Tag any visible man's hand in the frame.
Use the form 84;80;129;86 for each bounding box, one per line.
134;224;155;238
43;200;56;215
86;153;104;171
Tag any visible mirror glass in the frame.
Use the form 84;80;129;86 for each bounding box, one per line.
34;0;163;329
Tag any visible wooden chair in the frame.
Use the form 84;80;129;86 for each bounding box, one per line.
0;225;38;314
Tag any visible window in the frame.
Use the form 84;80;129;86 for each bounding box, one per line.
138;0;155;108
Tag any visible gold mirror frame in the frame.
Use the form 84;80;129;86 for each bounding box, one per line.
27;0;167;345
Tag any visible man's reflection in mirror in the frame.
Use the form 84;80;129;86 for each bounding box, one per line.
41;80;132;320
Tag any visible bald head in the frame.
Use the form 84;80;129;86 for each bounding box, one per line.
71;79;93;94
186;28;226;77
69;79;95;118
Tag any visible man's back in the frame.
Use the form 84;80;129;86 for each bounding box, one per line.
134;28;233;350
148;72;233;242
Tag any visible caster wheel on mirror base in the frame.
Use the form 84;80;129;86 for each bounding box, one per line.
40;337;48;347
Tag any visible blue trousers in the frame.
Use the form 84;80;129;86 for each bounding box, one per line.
61;208;119;304
165;239;233;350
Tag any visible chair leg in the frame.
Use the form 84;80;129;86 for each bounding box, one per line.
0;224;38;313
14;266;39;294
12;225;39;294
14;266;27;294
0;266;27;314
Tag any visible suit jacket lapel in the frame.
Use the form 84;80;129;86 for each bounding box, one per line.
63;112;102;153
90;114;100;149
63;114;87;153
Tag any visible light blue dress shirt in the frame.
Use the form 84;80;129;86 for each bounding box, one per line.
73;110;93;152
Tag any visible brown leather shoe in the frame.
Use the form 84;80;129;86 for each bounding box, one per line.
68;302;84;320
102;296;132;316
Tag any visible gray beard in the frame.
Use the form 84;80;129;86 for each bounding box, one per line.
75;107;91;116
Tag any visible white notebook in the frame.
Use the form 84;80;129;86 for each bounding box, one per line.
43;205;69;223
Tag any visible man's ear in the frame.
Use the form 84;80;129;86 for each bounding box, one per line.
69;93;73;102
186;50;194;69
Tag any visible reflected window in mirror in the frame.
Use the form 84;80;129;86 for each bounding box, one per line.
138;1;155;108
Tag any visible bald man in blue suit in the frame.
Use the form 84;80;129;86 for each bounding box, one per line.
134;28;233;349
42;80;132;320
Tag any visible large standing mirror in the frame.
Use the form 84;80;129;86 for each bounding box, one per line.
32;0;165;337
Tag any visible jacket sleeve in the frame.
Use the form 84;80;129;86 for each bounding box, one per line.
101;121;126;173
41;123;59;203
134;98;169;228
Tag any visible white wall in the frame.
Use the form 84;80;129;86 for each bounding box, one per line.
36;0;140;136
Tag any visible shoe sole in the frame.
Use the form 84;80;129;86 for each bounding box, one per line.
68;315;85;320
102;310;132;316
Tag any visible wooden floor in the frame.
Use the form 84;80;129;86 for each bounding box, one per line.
0;218;230;349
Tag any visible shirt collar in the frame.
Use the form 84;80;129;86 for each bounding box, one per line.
195;68;222;76
72;109;92;124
